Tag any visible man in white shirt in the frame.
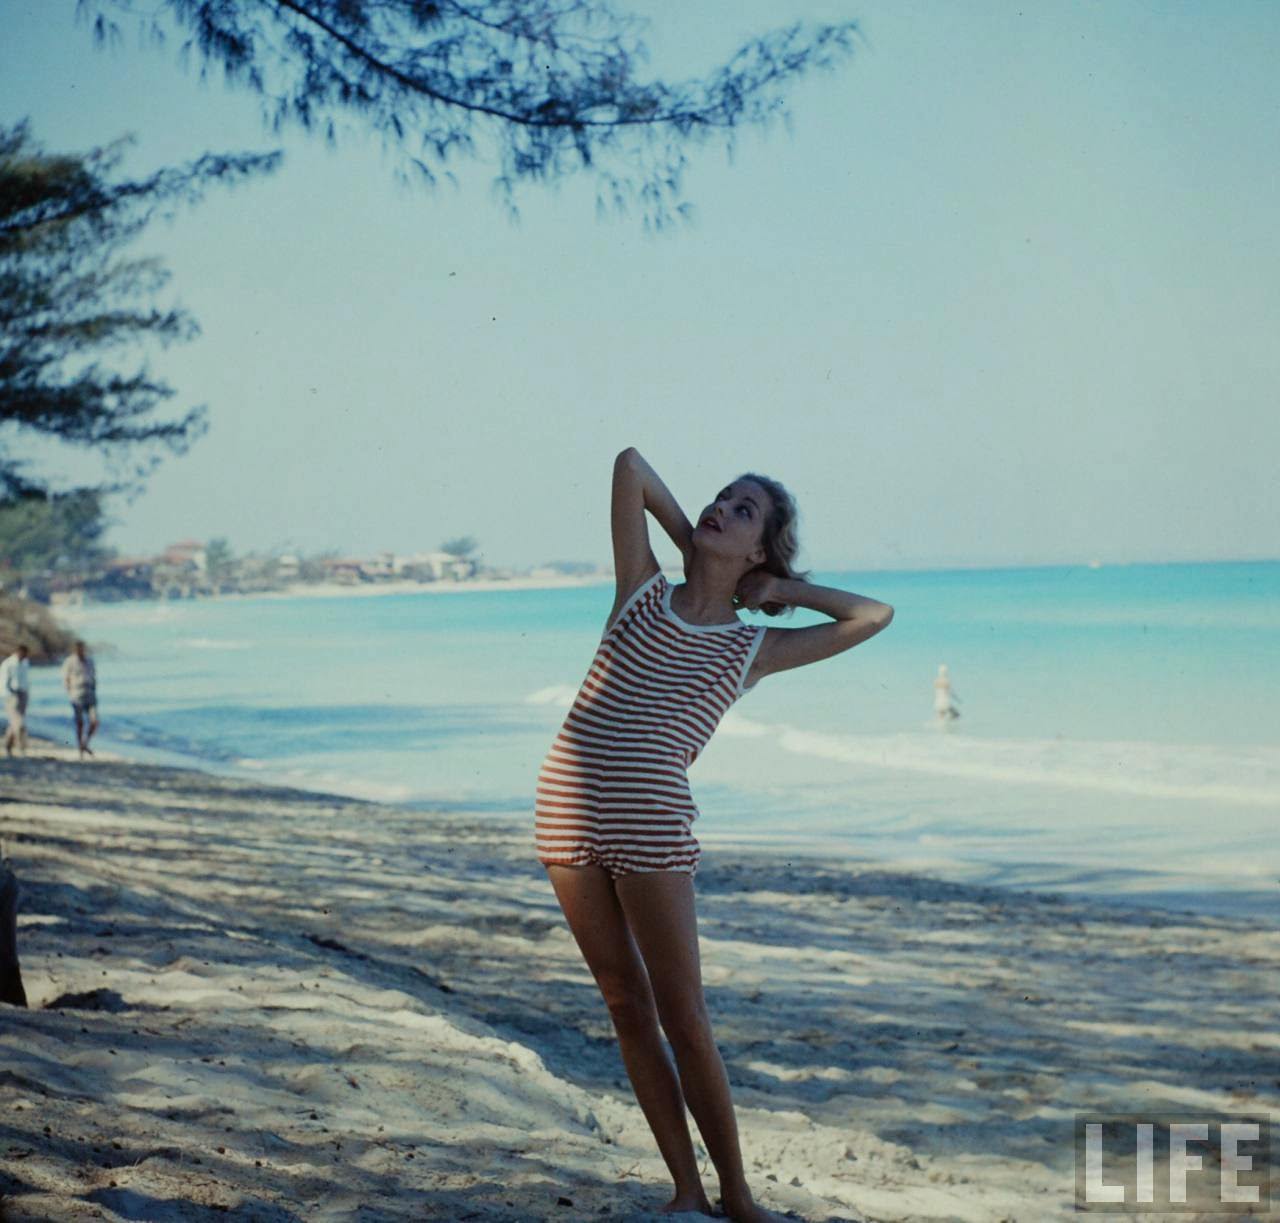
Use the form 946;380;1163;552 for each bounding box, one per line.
1;644;30;756
62;640;98;759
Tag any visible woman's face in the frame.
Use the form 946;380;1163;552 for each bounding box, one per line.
693;478;773;565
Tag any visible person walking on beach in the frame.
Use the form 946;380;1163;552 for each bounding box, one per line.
2;644;31;757
534;447;894;1220
62;640;98;760
933;662;960;727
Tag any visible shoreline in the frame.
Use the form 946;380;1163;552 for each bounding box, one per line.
53;571;616;612
249;572;616;601
48;555;1280;616
18;720;1280;929
3;741;1278;1219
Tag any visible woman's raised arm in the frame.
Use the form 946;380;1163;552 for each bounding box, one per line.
610;448;695;606
738;571;894;686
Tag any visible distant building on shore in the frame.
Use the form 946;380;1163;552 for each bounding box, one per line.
162;540;207;572
321;558;367;585
394;551;477;581
24;536;603;605
88;557;155;602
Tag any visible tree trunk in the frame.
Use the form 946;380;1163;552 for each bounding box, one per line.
0;863;27;1007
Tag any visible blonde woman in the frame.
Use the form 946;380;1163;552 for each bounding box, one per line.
534;448;894;1219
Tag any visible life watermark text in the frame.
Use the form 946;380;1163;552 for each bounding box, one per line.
1074;1114;1272;1213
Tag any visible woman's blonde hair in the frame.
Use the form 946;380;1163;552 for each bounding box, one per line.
736;471;810;617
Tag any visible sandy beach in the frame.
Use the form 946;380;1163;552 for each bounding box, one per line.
46;575;616;620
2;740;1277;1221
204;574;613;604
248;574;616;602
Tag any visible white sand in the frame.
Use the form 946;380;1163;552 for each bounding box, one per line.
2;741;1277;1220
226;574;612;603
250;574;614;601
50;573;615;619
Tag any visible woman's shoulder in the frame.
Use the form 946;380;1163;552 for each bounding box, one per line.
629;567;667;601
602;568;667;640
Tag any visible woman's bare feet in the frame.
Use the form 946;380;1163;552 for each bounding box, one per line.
719;1191;792;1222
661;1188;716;1215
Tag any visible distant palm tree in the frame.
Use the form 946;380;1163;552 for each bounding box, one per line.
205;537;234;585
440;537;478;560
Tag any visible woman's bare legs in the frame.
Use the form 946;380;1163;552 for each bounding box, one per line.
544;863;713;1215
614;870;788;1223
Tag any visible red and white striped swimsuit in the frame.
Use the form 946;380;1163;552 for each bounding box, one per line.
534;571;766;878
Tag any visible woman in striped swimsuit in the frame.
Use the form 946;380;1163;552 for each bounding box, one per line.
535;447;894;1221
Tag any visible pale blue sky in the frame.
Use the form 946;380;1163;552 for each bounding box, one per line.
2;0;1277;571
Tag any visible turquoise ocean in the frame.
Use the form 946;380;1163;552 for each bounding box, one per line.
36;560;1280;922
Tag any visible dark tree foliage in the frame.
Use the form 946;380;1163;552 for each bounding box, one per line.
440;534;479;558
204;535;234;583
80;0;860;227
0;121;280;501
0;489;112;585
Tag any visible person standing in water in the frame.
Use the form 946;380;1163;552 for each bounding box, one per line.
62;640;98;759
933;662;960;726
534;447;894;1220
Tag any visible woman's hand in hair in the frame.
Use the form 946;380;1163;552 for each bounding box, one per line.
734;568;780;612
